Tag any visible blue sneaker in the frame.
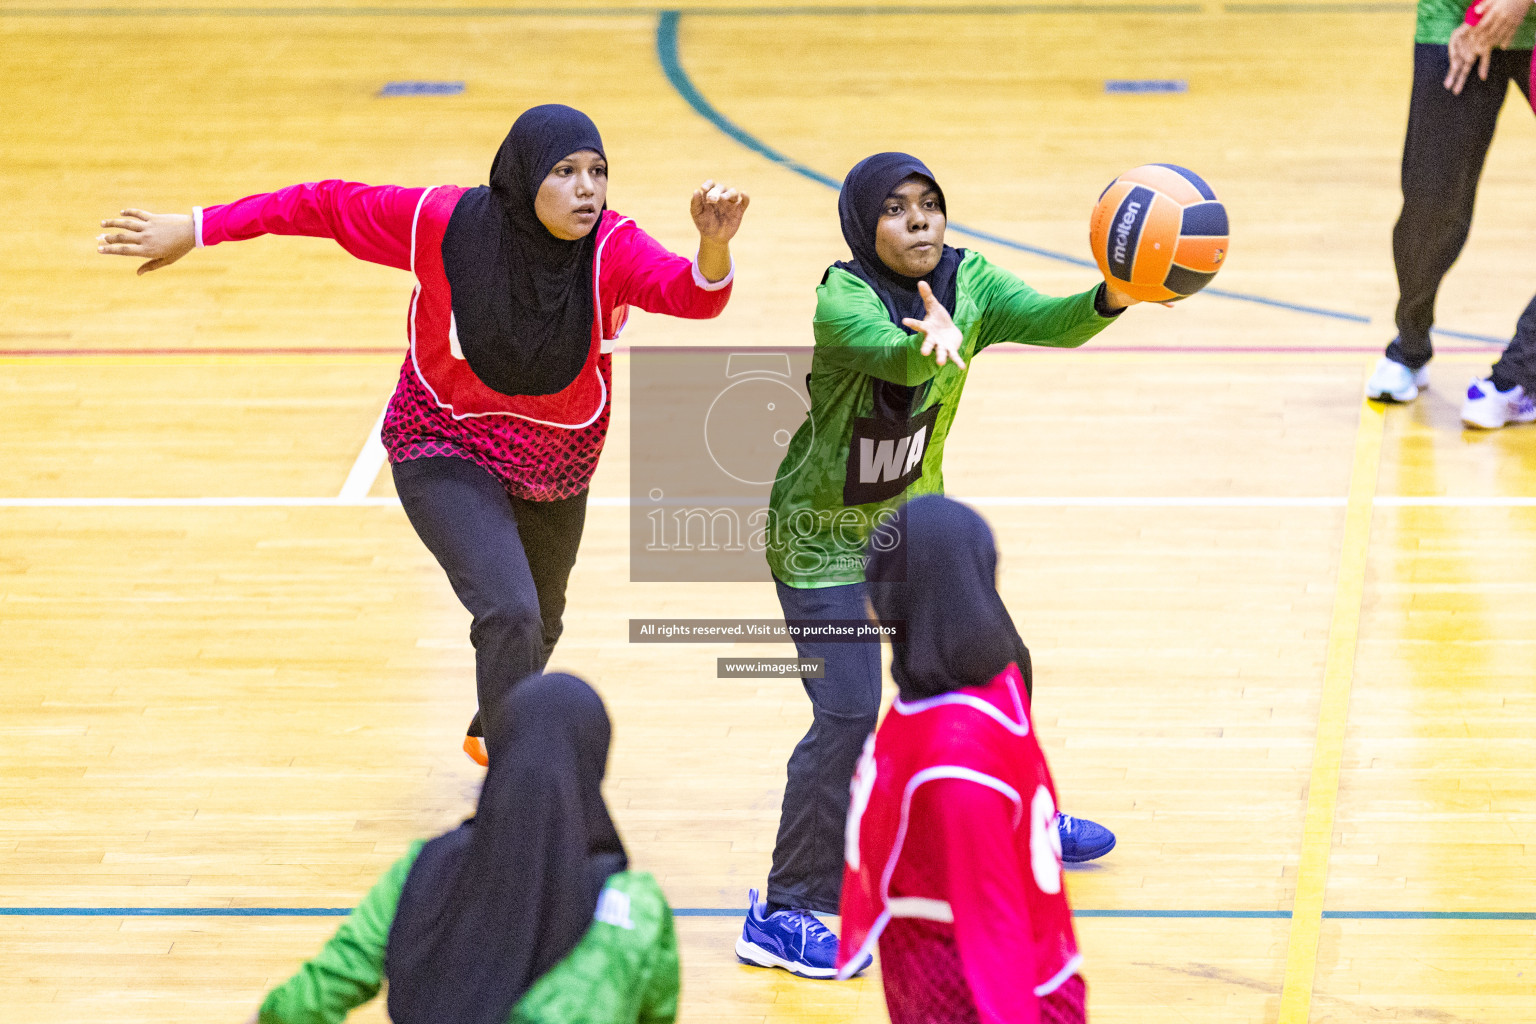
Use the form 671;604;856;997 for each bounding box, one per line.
735;889;871;979
1058;814;1116;863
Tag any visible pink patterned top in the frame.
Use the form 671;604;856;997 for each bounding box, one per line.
196;180;733;500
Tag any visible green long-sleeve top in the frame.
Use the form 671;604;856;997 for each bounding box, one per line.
258;841;679;1024
765;250;1119;588
1417;0;1535;46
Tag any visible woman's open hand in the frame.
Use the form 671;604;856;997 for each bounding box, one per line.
902;280;967;370
96;209;195;274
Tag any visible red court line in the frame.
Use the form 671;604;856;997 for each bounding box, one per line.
988;344;1499;355
0;345;1499;358
606;344;1497;355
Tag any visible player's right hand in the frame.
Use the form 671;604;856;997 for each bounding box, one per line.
1444;24;1492;95
903;280;967;370
97;209;195;275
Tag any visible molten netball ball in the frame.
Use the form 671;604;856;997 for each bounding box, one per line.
1089;164;1228;303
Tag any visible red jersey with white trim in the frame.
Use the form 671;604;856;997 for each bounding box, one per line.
198;181;733;500
837;663;1082;1024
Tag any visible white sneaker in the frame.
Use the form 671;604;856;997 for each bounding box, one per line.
1460;378;1536;429
1366;357;1430;403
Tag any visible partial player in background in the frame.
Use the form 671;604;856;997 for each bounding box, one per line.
736;152;1128;981
245;673;678;1024
1364;0;1536;430
1445;0;1536;428
838;495;1086;1024
97;104;749;762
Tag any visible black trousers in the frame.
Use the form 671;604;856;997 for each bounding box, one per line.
1386;44;1536;392
393;456;589;751
767;579;884;915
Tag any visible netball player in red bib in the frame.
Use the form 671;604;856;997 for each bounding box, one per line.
837;495;1086;1023
97;105;749;762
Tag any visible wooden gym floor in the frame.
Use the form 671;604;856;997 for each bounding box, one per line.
2;2;1535;1022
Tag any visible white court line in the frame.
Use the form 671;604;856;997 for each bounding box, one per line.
957;496;1347;508
337;407;389;500
0;496;1532;509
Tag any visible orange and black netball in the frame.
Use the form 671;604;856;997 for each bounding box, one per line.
1089;163;1228;303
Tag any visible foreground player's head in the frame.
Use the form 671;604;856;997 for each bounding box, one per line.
442;104;606;397
491;103;609;241
385;673;627;1024
839;152;948;279
865;495;1029;701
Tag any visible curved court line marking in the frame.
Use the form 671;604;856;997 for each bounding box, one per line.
655;11;1373;326
1275;397;1384;1024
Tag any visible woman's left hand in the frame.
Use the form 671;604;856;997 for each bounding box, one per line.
690;180;750;244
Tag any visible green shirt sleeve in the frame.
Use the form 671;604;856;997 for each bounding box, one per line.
967;253;1117;353
812;268;939;387
636;898;680;1024
258;841;425;1024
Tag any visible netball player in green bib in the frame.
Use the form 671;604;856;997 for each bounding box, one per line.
736;153;1135;979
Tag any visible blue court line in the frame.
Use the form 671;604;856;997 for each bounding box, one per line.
5;906;1534;919
1075;909;1288;918
1431;326;1507;344
655;10;1377;325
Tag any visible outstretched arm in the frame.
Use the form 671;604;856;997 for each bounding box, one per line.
96;181;426;276
970;255;1129;353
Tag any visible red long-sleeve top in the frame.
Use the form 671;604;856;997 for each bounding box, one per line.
196;180;733;500
838;664;1084;1024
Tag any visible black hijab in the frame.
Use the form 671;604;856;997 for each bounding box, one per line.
441;104;606;397
385;673;628;1024
865;495;1032;703
834;152;963;330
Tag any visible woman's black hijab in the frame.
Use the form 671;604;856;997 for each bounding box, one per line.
865;495;1033;702
385;673;627;1024
441;104;606;397
834;152;963;330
